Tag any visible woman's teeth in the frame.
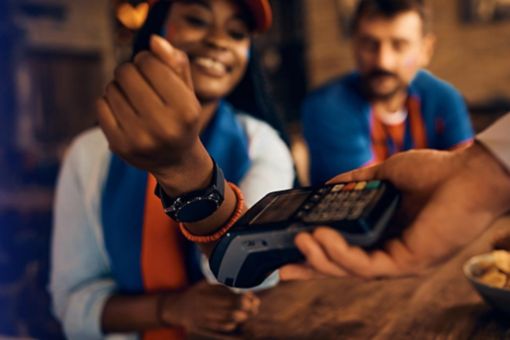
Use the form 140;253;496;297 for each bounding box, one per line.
194;57;227;74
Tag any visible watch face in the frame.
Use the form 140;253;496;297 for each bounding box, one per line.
177;193;222;222
161;160;225;223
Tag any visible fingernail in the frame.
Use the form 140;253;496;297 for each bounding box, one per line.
233;310;248;322
151;34;172;54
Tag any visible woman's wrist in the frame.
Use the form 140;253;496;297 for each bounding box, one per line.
157;292;181;328
178;182;245;242
152;141;213;197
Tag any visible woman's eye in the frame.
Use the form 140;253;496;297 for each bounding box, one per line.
185;15;208;27
228;30;248;41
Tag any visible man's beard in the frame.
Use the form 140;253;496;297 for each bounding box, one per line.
360;69;406;101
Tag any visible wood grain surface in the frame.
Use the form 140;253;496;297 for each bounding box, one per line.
192;216;510;340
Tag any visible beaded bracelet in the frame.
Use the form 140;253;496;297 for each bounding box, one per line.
178;182;245;243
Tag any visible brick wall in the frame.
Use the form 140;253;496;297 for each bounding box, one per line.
303;0;510;105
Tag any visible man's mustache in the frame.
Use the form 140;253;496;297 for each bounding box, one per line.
365;69;399;80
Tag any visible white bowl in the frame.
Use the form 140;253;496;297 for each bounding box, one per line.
463;252;510;315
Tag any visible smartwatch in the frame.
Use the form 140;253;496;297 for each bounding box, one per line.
156;160;225;223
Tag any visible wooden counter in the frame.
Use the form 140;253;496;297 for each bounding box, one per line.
193;216;510;339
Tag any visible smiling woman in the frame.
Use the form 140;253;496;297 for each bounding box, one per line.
49;0;294;339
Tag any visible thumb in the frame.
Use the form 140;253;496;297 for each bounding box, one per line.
149;34;194;91
326;164;381;184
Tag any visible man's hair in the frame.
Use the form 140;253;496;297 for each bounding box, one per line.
350;0;431;34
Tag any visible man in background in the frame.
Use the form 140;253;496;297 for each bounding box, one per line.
302;0;473;185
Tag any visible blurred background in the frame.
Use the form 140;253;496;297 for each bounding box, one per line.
0;0;509;337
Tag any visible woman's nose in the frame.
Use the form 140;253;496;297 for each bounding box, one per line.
204;26;230;50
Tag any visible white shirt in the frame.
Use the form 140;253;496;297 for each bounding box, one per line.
477;112;510;172
49;114;295;340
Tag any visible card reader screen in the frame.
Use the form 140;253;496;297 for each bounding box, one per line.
250;191;310;225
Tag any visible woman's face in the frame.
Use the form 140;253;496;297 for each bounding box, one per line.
165;0;251;102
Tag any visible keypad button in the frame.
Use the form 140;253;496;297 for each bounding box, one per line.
355;182;367;190
343;183;356;191
364;190;378;200
347;208;364;220
317;187;330;195
348;191;362;200
303;203;314;211
331;184;344;192
333;210;349;220
299;181;386;225
310;194;322;202
366;181;381;190
337;192;349;199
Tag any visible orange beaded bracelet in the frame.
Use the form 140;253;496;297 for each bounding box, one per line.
178;182;245;243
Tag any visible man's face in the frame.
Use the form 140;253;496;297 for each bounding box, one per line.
352;11;435;100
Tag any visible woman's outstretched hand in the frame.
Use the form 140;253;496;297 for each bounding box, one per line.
97;35;213;195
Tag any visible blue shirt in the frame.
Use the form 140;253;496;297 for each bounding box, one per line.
302;70;474;185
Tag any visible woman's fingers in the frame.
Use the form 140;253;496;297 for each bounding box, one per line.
113;62;164;119
132;50;199;128
96;98;125;154
149;34;194;92
201;297;253;333
240;292;260;315
103;82;141;131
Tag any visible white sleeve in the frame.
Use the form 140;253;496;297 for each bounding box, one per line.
476;112;510;172
49;131;119;339
238;115;295;207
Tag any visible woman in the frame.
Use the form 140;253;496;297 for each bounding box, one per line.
50;0;294;339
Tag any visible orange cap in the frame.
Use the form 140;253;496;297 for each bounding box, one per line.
244;0;273;32
147;0;272;32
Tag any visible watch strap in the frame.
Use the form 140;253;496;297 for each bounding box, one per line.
155;159;225;223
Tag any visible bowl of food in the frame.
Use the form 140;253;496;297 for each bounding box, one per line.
463;250;510;315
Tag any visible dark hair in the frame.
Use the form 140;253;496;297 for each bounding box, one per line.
350;0;431;35
132;0;289;145
226;47;289;145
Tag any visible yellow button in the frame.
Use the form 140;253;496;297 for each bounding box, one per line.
355;182;367;190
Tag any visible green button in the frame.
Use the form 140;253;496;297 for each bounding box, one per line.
366;180;381;189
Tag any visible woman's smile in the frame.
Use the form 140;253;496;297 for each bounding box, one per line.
192;55;232;77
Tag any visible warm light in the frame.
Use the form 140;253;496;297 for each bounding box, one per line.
116;2;149;30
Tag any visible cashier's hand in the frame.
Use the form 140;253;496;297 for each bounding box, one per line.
160;282;260;333
280;144;510;280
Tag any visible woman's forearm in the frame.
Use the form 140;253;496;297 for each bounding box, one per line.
101;292;176;333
